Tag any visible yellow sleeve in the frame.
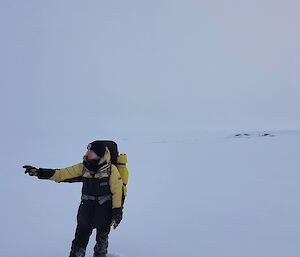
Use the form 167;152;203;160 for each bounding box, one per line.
50;163;84;182
109;165;123;208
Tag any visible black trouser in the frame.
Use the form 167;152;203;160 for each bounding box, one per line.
71;200;112;251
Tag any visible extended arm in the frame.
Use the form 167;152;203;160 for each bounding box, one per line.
23;163;84;182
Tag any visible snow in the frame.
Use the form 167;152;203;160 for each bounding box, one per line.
2;130;300;257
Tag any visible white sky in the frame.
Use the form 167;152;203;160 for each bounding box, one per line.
1;0;300;140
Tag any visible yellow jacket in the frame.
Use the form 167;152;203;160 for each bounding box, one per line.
49;148;123;209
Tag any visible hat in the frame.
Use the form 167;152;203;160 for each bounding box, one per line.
87;141;106;157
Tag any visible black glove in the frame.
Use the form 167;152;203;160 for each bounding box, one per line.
23;165;56;179
23;165;39;176
111;208;123;229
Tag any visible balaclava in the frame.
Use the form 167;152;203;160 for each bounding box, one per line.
83;141;106;172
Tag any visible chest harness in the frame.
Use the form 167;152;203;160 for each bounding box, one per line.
81;162;112;205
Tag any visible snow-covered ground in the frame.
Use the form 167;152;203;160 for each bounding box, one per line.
1;130;300;257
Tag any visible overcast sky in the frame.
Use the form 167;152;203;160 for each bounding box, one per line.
1;0;300;144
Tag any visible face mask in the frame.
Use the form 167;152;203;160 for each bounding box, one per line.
83;155;100;172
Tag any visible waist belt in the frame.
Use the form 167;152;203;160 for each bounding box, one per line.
81;194;112;205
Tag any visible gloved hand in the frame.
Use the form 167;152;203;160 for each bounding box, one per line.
23;165;39;176
111;208;123;229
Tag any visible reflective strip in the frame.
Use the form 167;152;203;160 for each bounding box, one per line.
81;194;112;205
98;195;112;205
100;182;109;186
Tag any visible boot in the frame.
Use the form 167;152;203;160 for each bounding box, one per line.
69;246;86;257
93;231;109;257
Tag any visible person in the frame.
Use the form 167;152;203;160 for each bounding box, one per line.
23;141;123;257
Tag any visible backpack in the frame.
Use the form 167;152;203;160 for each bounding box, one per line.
99;140;129;199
